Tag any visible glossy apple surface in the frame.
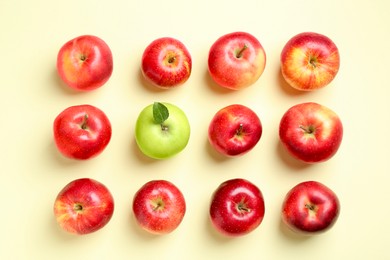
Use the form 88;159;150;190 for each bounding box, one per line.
53;104;112;160
132;180;186;234
208;32;266;90
53;178;114;235
210;178;265;237
57;35;113;91
281;32;340;91
141;37;192;88
282;181;340;234
135;102;190;159
208;104;262;156
279;102;343;163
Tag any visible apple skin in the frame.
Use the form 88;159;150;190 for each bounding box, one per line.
53;178;114;235
209;178;265;237
135;102;190;159
208;104;262;157
53;104;112;160
141;37;192;89
56;35;113;91
279;102;343;163
281;32;340;91
282;181;340;235
132;180;186;235
208;32;266;90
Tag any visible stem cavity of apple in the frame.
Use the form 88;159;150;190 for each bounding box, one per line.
168;56;176;64
79;54;87;62
236;44;248;59
153;102;170;132
237;201;251;213
300;125;315;135
236;124;244;136
152;198;165;211
74;203;83;212
308;55;318;68
305;203;318;217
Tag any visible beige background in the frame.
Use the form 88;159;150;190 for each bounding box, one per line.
1;0;389;259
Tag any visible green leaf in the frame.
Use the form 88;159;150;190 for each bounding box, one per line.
153;102;169;124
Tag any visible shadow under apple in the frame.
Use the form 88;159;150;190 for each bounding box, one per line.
277;68;306;97
276;139;312;171
279;218;312;243
203;69;236;95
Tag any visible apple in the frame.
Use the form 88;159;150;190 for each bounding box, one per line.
282;181;340;234
280;32;340;91
56;35;113;91
53;104;112;160
279;102;343;163
208;104;262;157
209;178;265;237
135;102;190;159
208;32;266;90
132;180;186;235
53;178;114;235
141;37;192;89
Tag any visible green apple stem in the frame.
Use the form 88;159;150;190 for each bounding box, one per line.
161;124;169;131
236;44;248;58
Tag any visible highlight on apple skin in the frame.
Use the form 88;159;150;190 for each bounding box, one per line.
280;32;340;91
56;35;113;91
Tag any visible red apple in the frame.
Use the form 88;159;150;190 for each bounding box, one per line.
279;102;343;163
56;35;113;91
53;178;114;235
208;104;262;157
141;37;192;89
281;32;340;91
132;180;186;235
53;104;112;160
282;181;340;234
208;32;266;90
210;178;265;237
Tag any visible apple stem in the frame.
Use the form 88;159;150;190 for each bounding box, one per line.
305;204;316;211
80;54;87;62
236;44;248;58
81;114;89;130
168;56;176;64
161;124;169;131
74;204;83;212
309;55;317;68
299;125;315;134
236;124;244;136
237;202;250;213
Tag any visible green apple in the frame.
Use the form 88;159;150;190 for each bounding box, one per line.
135;102;191;159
